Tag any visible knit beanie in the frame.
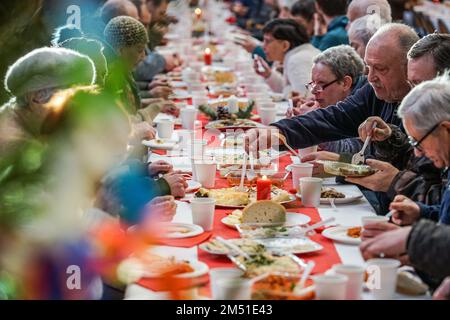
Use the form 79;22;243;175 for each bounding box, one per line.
4;47;96;98
104;16;149;49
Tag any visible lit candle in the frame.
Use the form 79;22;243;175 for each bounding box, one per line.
195;8;202;20
204;47;212;65
257;175;272;200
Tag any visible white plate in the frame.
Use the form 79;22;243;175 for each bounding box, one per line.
186;180;201;193
142;139;177;150
296;192;363;205
321;226;362;245
257;238;323;255
157;222;204;239
118;258;209;283
221;212;311;229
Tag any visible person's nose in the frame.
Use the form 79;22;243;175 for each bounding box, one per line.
367;68;378;84
414;148;423;158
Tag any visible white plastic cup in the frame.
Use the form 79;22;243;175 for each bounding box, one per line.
180;107;198;130
192;160;216;188
214;278;252;300
298;145;318;158
332;264;365;300
366;259;400;300
190;198;216;231
156;120;174;139
291;163;314;190
259;107;277;126
188;82;205;93
210;268;244;300
299;177;323;208
313;274;348;300
362;216;390;226
190;139;207;158
192;94;209;109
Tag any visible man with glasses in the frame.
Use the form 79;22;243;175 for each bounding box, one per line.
287;45;368;159
359;74;450;296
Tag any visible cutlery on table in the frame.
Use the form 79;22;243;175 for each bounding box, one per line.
352;122;377;165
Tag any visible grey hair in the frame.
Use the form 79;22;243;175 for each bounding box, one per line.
348;14;387;46
313;45;366;84
369;23;419;56
398;72;450;134
347;0;392;23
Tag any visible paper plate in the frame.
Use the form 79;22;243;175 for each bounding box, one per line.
321;226;362;245
221;212;311;229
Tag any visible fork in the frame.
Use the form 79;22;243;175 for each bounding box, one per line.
275;132;303;164
351;122;377;165
238;152;248;192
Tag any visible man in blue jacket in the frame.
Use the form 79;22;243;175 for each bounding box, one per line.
245;23;418;155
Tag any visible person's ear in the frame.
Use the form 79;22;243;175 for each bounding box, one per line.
342;75;353;92
442;121;450;132
281;40;291;53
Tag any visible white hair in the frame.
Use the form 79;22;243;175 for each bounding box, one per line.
348;14;388;46
348;0;392;23
398;72;450;134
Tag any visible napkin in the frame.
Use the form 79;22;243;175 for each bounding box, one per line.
154;232;212;248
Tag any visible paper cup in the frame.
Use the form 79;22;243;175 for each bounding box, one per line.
362;216;390;226
332;264;365;300
299;177;323;208
366;259;400;300
291;163;314;190
214;278;252;300
180;107;198;130
190;198;216;231
313;274;348;300
298;145;318;158
192;160;216;188
156;120;174;139
210;268;244;300
259;107;277;126
192;94;209;109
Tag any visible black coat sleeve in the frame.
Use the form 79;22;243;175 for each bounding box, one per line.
407;220;450;279
271;84;382;149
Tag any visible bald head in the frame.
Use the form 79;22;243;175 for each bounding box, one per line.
365;24;419;102
368;23;419;58
347;0;392;24
101;0;139;24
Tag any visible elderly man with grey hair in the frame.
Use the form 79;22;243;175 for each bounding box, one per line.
347;0;392;26
359;74;450;296
348;14;388;59
244;23;435;214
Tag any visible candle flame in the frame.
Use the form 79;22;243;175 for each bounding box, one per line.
205;47;211;54
195;8;202;15
262;175;267;180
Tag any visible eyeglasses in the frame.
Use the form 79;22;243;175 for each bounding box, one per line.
305;78;340;93
408;122;441;152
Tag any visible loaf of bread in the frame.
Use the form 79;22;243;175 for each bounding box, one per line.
396;271;429;295
241;200;286;224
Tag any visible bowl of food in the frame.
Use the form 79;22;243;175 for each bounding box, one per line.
252;273;315;300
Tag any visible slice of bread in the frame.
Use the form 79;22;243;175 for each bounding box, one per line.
242;200;286;224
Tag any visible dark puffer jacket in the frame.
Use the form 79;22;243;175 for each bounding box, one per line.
407;219;450;279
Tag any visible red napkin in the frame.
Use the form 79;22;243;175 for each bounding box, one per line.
154;232;212;248
137;274;209;292
151;149;168;156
